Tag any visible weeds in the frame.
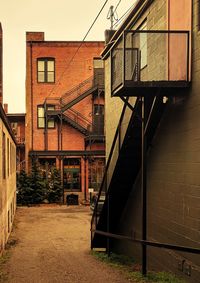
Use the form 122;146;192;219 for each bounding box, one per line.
91;251;185;283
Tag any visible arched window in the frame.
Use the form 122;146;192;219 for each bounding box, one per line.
37;58;55;83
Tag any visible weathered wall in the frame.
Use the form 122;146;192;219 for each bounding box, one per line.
0;23;2;104
104;0;200;282
0;116;16;254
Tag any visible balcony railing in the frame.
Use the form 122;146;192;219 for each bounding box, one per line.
111;30;190;97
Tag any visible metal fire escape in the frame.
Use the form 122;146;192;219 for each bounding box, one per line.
90;30;200;276
44;67;105;151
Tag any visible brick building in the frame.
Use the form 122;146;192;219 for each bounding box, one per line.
0;23;16;255
25;32;105;203
92;0;200;282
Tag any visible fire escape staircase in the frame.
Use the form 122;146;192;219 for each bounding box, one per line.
91;94;167;249
45;73;104;136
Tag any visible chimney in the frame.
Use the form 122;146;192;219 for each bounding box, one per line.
4;103;8;114
26;32;44;42
0;23;3;104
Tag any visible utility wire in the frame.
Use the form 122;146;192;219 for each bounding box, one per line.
113;3;135;28
45;0;109;100
114;0;121;13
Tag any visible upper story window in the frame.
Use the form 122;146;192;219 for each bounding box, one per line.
37;105;55;129
139;21;147;69
37;58;55;83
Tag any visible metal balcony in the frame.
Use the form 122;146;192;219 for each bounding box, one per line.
111;30;190;97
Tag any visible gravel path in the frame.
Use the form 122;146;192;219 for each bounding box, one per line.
3;205;131;283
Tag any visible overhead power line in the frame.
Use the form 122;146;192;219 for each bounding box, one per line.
114;0;122;13
46;0;109;100
113;3;135;28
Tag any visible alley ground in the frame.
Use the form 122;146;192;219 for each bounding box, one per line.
1;205;132;283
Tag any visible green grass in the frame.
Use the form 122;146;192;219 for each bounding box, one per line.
91;251;185;283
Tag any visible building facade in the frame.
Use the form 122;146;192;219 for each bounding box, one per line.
92;0;200;282
7;111;25;172
25;32;105;203
0;23;16;255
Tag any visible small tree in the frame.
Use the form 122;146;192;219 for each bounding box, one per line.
30;159;47;204
17;170;33;205
47;168;62;203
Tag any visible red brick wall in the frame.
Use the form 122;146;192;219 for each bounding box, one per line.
26;39;104;156
25;34;105;199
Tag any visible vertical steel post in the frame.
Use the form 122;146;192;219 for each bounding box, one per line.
84;155;87;202
141;96;147;276
107;193;110;257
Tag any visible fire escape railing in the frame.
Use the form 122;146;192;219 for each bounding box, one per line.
60;76;93;106
111;30;190;96
63;108;93;133
91;97;140;242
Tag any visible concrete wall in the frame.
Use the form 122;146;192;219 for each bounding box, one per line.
0;116;16;255
104;0;200;282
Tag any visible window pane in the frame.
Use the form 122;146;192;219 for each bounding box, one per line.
47;60;54;71
140;22;147;68
47;72;54;82
48;119;55;128
47;105;55;111
38;72;45;82
38;107;44;117
38;117;45;128
38;61;45;71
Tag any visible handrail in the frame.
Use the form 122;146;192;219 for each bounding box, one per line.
91;97;140;230
60;76;94;105
65;108;92;125
63;109;93;134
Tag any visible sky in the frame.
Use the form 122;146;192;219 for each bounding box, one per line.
0;0;136;113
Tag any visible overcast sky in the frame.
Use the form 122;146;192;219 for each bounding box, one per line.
0;0;135;113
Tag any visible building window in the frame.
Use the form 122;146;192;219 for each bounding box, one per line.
139;21;147;69
37;105;55;129
7;138;9;177
8;210;10;233
63;158;81;192
2;131;6;179
38;106;45;128
37;58;55;83
11;122;17;136
88;158;105;191
93;104;104;134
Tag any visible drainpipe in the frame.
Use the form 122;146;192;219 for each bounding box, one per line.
84;155;87;202
30;42;33;151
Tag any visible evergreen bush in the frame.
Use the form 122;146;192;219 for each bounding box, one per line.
17;161;62;205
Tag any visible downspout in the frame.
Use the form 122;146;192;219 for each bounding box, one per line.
30;42;33;151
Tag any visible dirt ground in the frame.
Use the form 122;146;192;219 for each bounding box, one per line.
2;205;131;283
